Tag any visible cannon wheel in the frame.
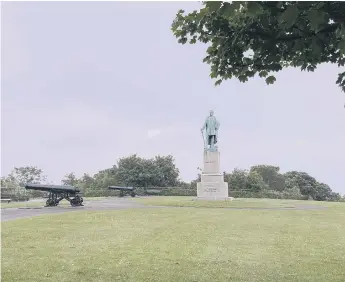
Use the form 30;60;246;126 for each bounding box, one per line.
119;190;124;197
70;195;84;207
45;198;56;207
131;191;136;197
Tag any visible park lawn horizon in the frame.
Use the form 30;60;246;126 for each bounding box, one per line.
132;196;340;209
2;204;345;282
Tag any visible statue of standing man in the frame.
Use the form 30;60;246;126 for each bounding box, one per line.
201;110;220;151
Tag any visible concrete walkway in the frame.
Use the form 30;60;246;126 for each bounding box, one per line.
1;198;152;222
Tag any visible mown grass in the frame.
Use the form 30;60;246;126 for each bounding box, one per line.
2;203;345;282
132;196;336;209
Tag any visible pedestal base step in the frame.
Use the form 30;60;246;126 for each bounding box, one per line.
194;197;234;201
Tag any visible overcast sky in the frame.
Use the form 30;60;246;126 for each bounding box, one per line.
1;2;345;194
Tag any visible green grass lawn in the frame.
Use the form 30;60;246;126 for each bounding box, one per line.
2;201;345;282
132;196;333;208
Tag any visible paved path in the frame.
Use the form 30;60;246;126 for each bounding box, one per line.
1;198;327;222
1;198;152;222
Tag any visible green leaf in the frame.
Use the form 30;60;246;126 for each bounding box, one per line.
311;37;322;57
221;2;237;18
215;79;222;86
247;2;263;16
315;2;325;9
338;58;345;67
307;10;326;32
335;27;342;39
203;56;211;63
206;46;215;53
336;72;345;84
265;76;276;85
210;71;217;79
293;40;304;51
339;39;345;55
307;65;316;72
259;71;268;78
341;24;345;37
198;7;209;18
225;73;233;79
271;63;283;71
178;38;187;44
280;5;299;28
238;75;248;82
232;1;241;10
246;70;255;77
206;1;222;12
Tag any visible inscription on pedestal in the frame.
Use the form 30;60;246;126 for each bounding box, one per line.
203;182;220;193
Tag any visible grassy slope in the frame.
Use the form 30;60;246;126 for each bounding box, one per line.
132;196;334;208
2;202;345;282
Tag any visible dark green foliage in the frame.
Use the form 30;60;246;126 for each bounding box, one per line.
2;157;342;201
0;187;30;201
58;155;181;197
190;173;201;190
116;154;180;188
250;165;285;191
152;155;180;187
224;166;340;201
0;166;47;200
171;1;345;92
61;172;79;186
246;171;270;192
225;168;247;190
10;166;47;187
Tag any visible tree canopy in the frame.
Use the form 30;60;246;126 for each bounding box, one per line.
116;154;180;188
171;1;345;92
1;159;343;202
0;166;47;200
224;166;342;201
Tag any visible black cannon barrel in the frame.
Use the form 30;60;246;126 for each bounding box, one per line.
25;184;80;193
108;186;134;191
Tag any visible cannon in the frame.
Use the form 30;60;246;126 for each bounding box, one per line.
25;184;84;207
108;186;136;197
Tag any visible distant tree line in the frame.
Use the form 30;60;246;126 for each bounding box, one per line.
223;165;342;201
1;155;344;202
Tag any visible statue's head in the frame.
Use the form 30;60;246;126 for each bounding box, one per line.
209;110;214;116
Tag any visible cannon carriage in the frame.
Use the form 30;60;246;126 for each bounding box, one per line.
108;186;136;197
25;184;84;207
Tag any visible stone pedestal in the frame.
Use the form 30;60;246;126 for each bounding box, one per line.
197;151;229;199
